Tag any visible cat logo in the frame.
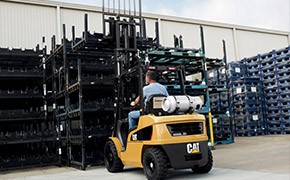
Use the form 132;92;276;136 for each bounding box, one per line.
187;143;200;154
132;134;138;141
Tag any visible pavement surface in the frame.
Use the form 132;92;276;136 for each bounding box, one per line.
1;135;290;180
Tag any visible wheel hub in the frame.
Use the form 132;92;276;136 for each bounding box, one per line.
150;162;154;169
147;158;155;173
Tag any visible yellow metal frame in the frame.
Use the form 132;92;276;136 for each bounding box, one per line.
110;113;208;168
208;111;215;147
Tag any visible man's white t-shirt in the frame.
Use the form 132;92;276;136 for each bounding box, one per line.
143;82;169;103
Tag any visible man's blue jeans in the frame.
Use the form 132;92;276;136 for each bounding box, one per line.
128;110;140;129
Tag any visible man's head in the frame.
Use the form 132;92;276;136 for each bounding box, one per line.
145;71;156;84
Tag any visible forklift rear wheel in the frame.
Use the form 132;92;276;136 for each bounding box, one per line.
143;148;168;180
104;141;124;172
191;149;213;174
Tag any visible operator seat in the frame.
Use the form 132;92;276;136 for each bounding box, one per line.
145;94;167;116
129;94;167;132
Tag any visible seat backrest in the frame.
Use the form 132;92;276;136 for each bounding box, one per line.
145;94;167;116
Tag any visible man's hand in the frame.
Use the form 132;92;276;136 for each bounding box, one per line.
130;101;136;106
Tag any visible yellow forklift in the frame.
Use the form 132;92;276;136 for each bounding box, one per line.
104;64;213;179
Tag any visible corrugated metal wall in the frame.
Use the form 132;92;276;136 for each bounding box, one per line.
161;20;201;49
202;26;236;59
236;30;289;58
60;8;103;40
0;1;56;50
0;0;289;60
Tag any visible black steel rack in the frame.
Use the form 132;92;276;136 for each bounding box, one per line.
0;47;59;171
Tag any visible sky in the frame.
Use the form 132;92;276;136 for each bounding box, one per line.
55;0;290;32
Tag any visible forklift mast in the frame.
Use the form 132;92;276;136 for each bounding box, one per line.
101;1;228;147
101;0;202;133
102;0;153;135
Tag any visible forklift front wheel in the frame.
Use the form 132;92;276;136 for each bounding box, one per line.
104;141;124;172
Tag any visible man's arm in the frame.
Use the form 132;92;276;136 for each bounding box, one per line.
131;96;140;106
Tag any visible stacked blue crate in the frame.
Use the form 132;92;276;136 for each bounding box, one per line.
259;50;281;134
280;86;290;134
219;91;229;113
207;66;232;144
211;114;233;145
207;67;227;87
241;55;266;126
209;90;231;141
209;91;230;114
227;61;247;136
209;93;220;113
211;114;222;141
228;61;248;106
217;67;232;142
207;69;219;87
228;46;290;136
231;77;266;136
228;61;248;82
241;56;258;75
275;46;290;134
242;55;262;80
275;46;290;59
218;67;227;87
209;93;232;143
208;69;222;140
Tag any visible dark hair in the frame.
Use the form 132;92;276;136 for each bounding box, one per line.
146;71;156;80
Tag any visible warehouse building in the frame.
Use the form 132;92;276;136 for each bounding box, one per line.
1;0;289;60
0;0;290;179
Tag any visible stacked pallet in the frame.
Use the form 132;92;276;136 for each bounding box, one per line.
263;47;290;134
230;77;266;136
207;65;233;144
229;46;290;136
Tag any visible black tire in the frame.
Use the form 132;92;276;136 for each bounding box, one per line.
104;141;124;172
143;148;169;180
192;149;213;174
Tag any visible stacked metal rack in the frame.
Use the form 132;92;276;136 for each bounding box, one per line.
41;14;118;169
146;44;221;146
41;35;71;166
206;41;233;144
0;47;59;170
40;0;157;169
147;30;234;146
68;16;116;169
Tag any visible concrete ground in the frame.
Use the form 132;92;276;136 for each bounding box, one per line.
1;135;290;180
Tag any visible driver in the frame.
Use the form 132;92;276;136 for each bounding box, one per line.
128;71;169;130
